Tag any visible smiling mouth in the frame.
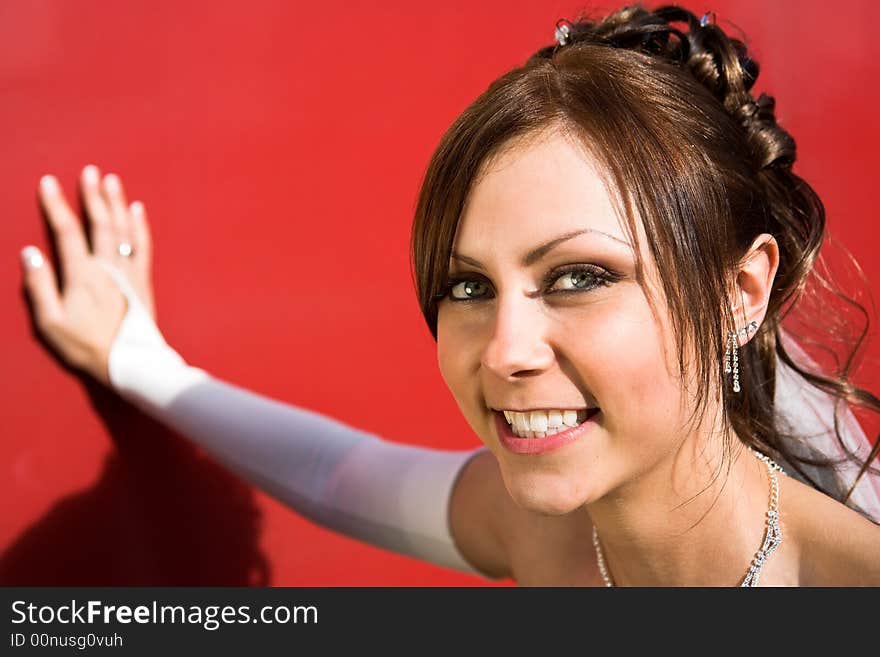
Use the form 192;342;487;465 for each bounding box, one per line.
493;408;601;455
496;407;600;439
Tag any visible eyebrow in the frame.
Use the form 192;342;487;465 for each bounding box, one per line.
450;228;632;269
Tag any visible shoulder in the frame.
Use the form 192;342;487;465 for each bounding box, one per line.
781;473;880;586
448;448;513;580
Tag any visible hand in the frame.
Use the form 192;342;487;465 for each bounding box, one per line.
20;165;156;387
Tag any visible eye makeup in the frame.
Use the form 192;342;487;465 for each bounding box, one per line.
438;262;624;303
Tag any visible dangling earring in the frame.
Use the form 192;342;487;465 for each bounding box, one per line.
725;320;758;394
724;330;739;392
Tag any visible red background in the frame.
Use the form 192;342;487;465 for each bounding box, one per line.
2;0;878;585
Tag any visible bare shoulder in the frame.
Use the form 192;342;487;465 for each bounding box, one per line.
781;473;880;586
448;448;514;580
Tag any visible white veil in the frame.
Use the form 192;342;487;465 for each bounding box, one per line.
773;328;880;524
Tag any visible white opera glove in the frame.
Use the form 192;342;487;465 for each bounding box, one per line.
95;259;492;577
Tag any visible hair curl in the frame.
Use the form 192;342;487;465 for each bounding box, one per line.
410;3;880;522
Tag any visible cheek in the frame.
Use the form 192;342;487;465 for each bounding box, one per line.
562;295;682;429
436;309;483;408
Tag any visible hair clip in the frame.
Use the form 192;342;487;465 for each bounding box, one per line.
699;11;716;27
555;19;573;46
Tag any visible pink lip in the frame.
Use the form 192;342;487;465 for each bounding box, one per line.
494;409;601;455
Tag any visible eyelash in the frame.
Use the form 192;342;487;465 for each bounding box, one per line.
438;264;619;303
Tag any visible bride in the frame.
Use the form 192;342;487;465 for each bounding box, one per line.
19;5;880;586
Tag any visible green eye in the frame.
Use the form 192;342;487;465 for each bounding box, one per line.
449;279;490;300
552;269;599;291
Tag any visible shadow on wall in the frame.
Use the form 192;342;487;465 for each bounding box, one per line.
0;373;271;585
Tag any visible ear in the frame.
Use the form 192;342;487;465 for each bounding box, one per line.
730;233;779;346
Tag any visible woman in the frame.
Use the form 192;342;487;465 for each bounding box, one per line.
19;5;880;585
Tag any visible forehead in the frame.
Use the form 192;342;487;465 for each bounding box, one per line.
454;129;636;255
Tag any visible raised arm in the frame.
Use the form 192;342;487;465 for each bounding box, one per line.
19;166;506;580
102;257;492;574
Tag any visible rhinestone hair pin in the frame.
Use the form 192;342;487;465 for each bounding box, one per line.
699;10;716;27
554;18;573;46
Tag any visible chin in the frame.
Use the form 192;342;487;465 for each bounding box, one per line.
501;467;592;516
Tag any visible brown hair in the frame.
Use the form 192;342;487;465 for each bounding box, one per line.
409;4;880;522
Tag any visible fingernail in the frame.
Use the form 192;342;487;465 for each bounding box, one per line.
40;175;58;194
21;245;44;269
104;173;120;194
130;201;144;216
83;164;99;185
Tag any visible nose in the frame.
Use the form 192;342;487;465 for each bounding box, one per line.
480;293;554;379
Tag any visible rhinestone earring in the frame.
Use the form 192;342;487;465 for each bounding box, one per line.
725;320;758;393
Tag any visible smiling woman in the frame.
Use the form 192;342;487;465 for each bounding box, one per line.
411;5;880;584
18;4;880;586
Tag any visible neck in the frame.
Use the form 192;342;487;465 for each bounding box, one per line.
584;428;773;586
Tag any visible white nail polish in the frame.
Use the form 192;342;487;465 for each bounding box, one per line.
104;174;120;194
21;245;43;269
130;201;144;216
83;164;99;184
40;175;58;194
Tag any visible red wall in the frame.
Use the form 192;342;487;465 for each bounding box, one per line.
3;0;879;585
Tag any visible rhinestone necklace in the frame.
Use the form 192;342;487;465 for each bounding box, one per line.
591;446;785;587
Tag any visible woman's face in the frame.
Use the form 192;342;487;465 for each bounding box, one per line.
436;128;698;515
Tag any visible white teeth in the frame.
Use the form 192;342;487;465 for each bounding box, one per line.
529;411;548;432
501;408;597;438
